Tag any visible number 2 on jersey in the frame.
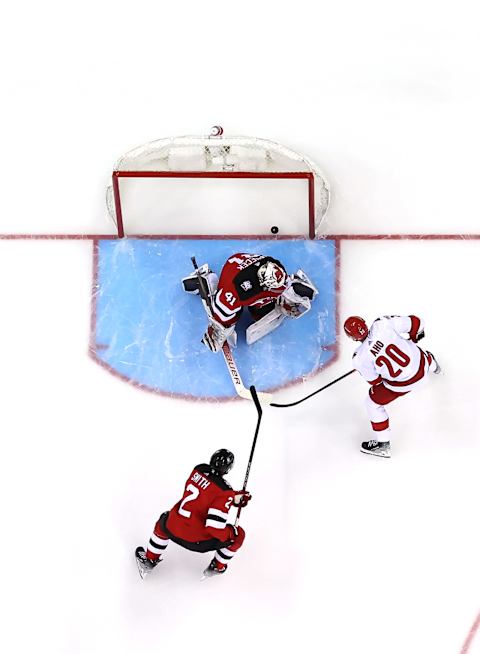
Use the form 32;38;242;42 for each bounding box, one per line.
178;483;200;518
377;343;411;377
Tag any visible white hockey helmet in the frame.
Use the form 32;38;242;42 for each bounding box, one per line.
257;261;287;290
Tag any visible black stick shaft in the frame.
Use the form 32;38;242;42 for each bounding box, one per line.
270;369;356;408
191;256;213;310
236;385;263;526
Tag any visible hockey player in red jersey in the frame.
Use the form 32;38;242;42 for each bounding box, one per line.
135;449;252;579
182;253;318;351
344;315;441;458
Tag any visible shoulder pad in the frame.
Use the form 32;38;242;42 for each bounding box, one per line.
195;464;232;490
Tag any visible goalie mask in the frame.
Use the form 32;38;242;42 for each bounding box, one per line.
257;261;287;290
344;316;368;342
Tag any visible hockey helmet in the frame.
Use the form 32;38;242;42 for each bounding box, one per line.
210;449;234;475
257;261;286;290
344;316;368;341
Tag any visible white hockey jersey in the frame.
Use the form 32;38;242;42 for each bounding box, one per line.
352;315;429;392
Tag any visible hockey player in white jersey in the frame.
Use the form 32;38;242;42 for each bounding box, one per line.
344;315;441;457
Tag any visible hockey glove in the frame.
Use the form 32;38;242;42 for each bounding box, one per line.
413;329;425;343
233;491;252;508
226;524;239;542
277;273;317;319
202;320;236;353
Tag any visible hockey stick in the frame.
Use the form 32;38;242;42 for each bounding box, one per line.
270;369;356;408
190;256;273;405
235;385;262;527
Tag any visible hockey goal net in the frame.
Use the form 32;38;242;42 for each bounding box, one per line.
106;129;330;239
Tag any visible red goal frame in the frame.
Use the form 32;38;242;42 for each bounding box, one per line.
112;170;316;239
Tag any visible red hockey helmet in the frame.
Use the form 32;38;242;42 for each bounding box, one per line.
344;316;368;341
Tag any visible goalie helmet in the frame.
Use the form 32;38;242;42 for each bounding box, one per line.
257;261;287;290
210;449;234;475
344;316;368;341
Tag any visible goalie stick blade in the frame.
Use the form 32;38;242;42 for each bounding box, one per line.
237;386;273;405
221;342;272;404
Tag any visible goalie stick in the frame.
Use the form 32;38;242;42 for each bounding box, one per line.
190;256;273;405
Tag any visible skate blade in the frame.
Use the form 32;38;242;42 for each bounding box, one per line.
135;558;151;580
200;568;223;581
360;448;391;458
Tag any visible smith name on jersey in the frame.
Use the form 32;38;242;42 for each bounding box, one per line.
166;464;235;544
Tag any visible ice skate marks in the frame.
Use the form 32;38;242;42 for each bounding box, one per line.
92;239;337;399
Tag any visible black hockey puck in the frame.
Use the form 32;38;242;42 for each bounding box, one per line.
271;225;279;234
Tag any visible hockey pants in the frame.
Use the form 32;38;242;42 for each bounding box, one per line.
365;384;408;438
146;512;245;565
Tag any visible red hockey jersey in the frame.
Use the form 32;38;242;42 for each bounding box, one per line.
166;464;235;543
211;253;288;327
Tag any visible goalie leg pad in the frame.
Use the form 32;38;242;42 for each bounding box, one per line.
246;306;285;345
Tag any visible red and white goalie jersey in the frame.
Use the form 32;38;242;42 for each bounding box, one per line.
211;253;288;327
352;315;429;392
165;464;235;544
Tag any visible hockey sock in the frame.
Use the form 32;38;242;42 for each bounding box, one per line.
146;522;170;561
213;559;227;571
214;547;236;567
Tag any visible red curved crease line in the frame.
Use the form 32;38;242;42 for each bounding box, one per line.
460;611;480;654
88;345;339;402
88;237;340;400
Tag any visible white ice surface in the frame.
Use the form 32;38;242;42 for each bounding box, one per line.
1;2;480;653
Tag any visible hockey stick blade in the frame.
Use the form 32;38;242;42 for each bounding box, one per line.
221;342;272;405
270;369;356;408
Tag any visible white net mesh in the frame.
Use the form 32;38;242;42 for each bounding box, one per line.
106;132;330;236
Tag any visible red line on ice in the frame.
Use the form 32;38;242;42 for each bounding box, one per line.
460;611;480;654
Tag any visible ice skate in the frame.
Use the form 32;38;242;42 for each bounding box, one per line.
361;439;391;458
201;558;227;581
135;546;161;579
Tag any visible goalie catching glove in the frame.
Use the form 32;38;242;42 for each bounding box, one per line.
202;319;236;353
278;271;318;319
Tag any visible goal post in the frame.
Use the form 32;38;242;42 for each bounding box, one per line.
106;130;330;239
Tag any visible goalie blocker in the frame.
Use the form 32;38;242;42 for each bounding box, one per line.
182;253;318;352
